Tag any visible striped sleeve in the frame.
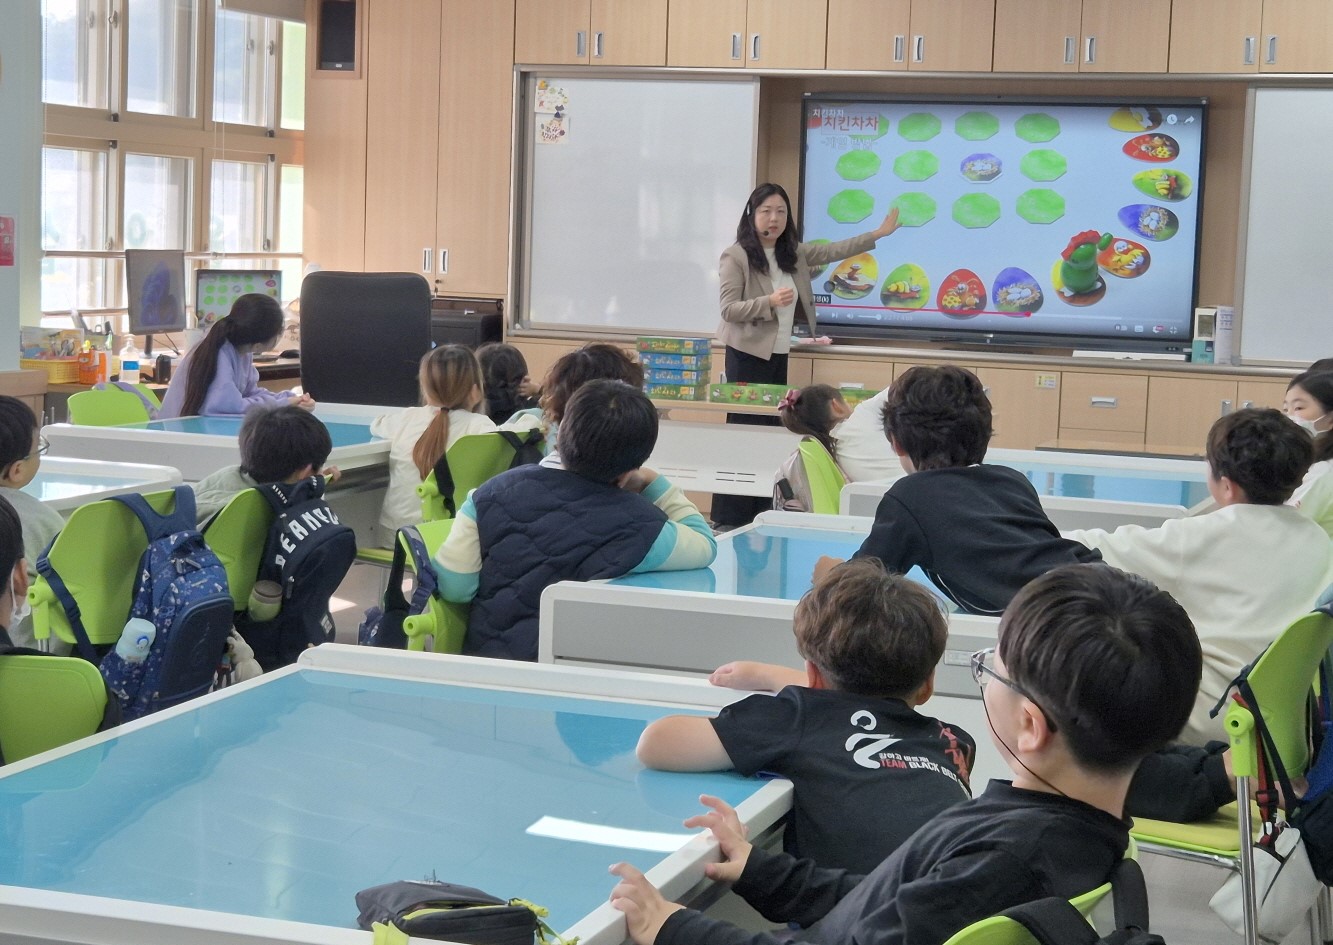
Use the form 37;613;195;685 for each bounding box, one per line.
630;477;718;573
431;494;482;602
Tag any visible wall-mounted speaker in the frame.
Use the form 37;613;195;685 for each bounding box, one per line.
317;0;357;71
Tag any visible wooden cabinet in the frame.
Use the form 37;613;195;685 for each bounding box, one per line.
906;0;995;72
1237;379;1288;410
667;0;827;69
995;0;1168;73
1258;0;1333;73
363;0;515;296
1169;0;1261;72
993;0;1081;73
1145;376;1236;451
1059;372;1148;445
977;367;1061;449
515;0;667;65
826;0;910;71
811;357;894;391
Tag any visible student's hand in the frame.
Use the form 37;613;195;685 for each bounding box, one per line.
813;555;844;584
683;794;752;884
872;206;901;240
709;660;797;693
292;393;317;411
618;467;660;494
321;464;341;484
768;286;796;309
609;862;683;945
519;376;540;398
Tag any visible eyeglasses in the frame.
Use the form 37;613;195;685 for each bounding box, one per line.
970;647;1059;734
29;435;48;458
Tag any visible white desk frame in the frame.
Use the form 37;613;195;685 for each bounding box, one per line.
28;457;182;513
649;420;798;498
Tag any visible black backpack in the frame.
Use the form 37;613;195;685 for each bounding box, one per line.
231;476;357;671
1001;859;1164;945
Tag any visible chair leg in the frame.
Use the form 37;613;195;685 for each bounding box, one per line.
1237;776;1260;945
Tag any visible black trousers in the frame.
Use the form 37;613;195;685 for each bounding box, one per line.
709;346;789;527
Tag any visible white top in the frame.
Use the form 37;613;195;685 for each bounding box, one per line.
1290;458;1333;507
830;386;903;484
1066;504;1333;745
369;406;540;533
765;247;798;355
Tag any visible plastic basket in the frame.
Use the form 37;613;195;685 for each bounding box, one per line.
20;358;82;383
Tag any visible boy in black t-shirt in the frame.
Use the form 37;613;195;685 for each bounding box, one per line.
637;558;975;874
817;365;1100;615
610;563;1203;945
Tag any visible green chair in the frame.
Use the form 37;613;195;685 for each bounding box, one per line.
940;878;1114;945
1130;608;1333;945
133;383;163;409
400;519;468;654
201;488;273;611
66;388;151;426
417;430;540;523
28;490;180;648
0;654;110;764
797;439;848;516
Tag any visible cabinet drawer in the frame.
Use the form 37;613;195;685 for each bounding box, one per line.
1059;373;1147;433
1055;427;1146;448
810;358;893;391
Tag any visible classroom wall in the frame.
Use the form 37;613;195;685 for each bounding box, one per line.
0;4;45;367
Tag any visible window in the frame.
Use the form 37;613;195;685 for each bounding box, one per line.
209;158;267;252
41;0;111;109
41;144;112;312
279;20;305;131
124;152;193;250
126;0;198;118
213;8;273;127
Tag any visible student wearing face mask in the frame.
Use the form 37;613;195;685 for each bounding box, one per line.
0;494;32;648
1282;369;1333;506
0;397;64;649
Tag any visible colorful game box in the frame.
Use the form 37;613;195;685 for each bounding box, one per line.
638;352;712;370
637;336;712;355
708;383;794;406
644;367;709;386
646;381;710;401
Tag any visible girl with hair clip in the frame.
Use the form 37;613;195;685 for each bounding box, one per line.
370;345;539;536
477;343;540;424
773;385;851;513
159;293;314;419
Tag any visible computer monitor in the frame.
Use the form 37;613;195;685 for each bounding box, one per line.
125;250;188;349
195;269;283;329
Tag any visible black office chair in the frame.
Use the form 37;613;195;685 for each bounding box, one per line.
299;271;432;406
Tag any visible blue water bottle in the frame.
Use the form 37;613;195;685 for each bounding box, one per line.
114;618;156;663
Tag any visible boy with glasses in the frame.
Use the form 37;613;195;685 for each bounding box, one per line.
607;564;1201;945
0;396;62;649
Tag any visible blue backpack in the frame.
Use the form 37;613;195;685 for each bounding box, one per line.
358;525;436;649
95;488;235;720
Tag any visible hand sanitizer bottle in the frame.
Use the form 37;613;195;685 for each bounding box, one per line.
119;337;141;384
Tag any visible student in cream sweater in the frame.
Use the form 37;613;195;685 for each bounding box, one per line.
1065;408;1333;746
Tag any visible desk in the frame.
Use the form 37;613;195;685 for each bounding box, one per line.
1036;438;1205;460
840;448;1211;530
650;400;776;419
22;457;182;513
649;421;797;498
0;646;790;945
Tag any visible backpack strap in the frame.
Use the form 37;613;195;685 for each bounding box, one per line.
382;534;412;617
398;526;438;610
430;451;458;520
94;381;160;419
1000;898;1101;945
1002;860;1155;945
110;486;198;541
497;429;544;469
34;547;99;662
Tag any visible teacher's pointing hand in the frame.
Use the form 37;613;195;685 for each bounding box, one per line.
872;206;901;241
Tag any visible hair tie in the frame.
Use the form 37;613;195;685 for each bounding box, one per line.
778;389;801;411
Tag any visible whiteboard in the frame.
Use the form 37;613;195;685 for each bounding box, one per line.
1239;89;1333;365
519;75;759;336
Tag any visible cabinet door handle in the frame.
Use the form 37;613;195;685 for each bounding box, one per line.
1063;36;1075;64
1265;34;1277;64
750;33;760;61
1089;396;1118;408
576;30;586;58
1084;35;1096;64
593;31;603;59
912;35;924;63
439;249;448;275
1220;399;1233;417
1242;400;1255;409
731;32;742;60
893;35;905;63
1243;36;1256;66
422;248;433;274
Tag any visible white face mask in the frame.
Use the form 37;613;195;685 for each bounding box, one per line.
10;574;29;628
1292;413;1327;435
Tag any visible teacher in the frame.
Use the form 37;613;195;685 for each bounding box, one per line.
710;182;900;528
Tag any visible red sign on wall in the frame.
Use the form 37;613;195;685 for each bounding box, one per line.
0;216;14;267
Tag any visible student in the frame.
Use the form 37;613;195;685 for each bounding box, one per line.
1282;369;1333;505
369;345;540;535
0;397;64;649
1066;407;1333;746
774;385;849;512
825;365;1100;615
191;404;339;523
827;385;903;483
432;379;716;661
476;342;539;424
636;558;974;874
607;564;1203;945
534;342;645;468
159;293;314;419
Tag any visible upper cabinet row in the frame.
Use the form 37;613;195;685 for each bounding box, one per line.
513;0;1333;74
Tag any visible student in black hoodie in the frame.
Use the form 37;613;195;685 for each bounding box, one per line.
608;563;1202;945
818;365;1101;615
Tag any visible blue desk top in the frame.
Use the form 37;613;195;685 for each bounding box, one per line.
1013;463;1209;508
126;415;382;448
0;670;757;931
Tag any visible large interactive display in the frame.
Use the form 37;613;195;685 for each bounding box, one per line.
800;97;1207;352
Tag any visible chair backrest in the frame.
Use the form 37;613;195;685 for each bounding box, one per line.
0;655;109;763
399;518;468;653
201;488;275;610
1237;608;1333;776
66;389;151;426
417;431;527;522
300;271;431;406
940;881;1113;945
798;438;848;515
29;490;178;646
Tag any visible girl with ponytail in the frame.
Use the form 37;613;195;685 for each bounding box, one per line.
370;345;540;535
159;293;312;418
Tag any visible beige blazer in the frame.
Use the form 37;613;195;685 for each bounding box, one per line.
716;231;878;359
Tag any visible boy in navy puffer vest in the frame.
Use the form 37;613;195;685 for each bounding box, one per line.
431;379;717;660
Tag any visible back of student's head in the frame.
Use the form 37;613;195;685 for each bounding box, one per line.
239;405;333;483
0;396;38;472
477;343;529;413
1206;407;1312;505
794;557;947;699
999;564;1201;772
0;494;21;586
180;293;286;417
881;365;992;469
540;343;644;424
559;379;657;483
778;385;845;457
413;345;484;479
